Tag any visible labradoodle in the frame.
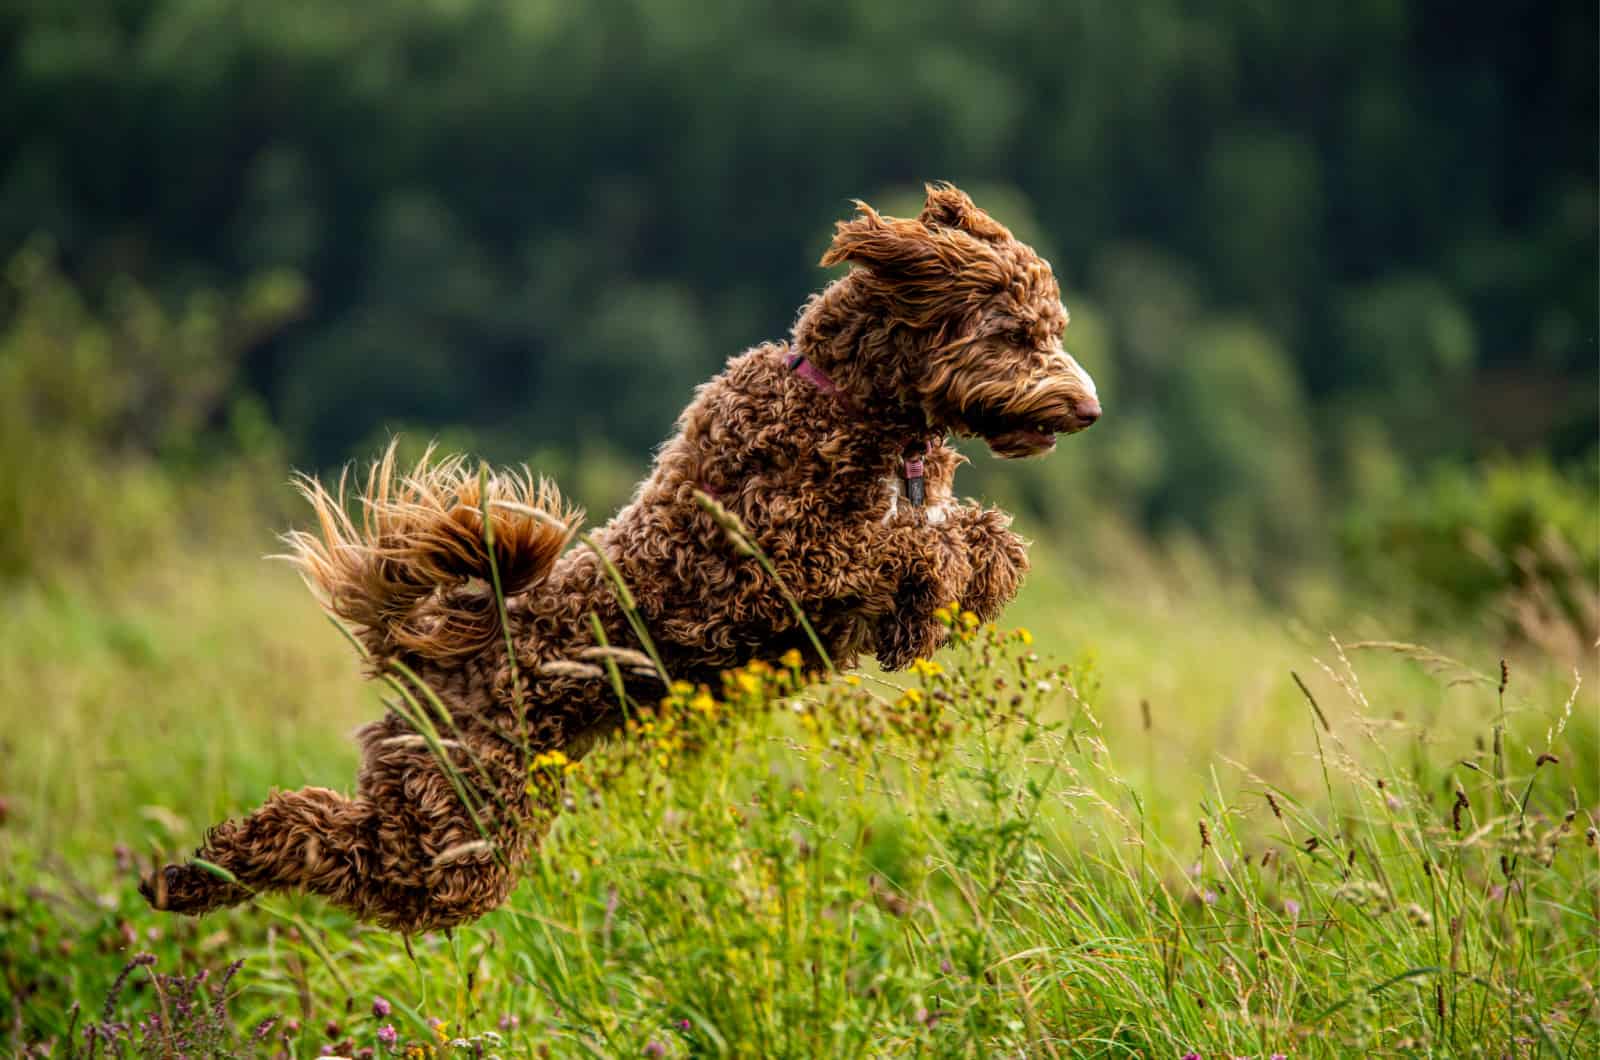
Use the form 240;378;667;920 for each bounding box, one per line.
140;183;1101;932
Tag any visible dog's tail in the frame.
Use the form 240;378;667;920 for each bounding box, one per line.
280;440;581;666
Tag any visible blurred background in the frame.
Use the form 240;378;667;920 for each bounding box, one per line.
2;0;1595;651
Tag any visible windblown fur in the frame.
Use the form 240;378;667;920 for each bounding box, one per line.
140;184;1101;932
283;445;580;665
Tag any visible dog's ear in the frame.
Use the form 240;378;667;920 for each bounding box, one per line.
918;182;1012;242
820;198;1010;318
819;201;949;281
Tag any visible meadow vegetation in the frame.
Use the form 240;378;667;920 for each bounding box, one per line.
2;470;1594;1056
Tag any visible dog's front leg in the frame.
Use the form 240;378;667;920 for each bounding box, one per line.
867;521;974;671
942;501;1030;623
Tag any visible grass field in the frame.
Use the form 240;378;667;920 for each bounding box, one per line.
2;524;1595;1058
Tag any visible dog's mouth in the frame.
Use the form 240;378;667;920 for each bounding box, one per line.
960;403;1100;460
983;424;1059;459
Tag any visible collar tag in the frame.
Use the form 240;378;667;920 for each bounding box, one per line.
903;456;926;507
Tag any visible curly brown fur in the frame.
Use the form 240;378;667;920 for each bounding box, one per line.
140;183;1101;933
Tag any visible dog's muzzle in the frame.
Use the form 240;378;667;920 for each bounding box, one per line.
976;352;1100;458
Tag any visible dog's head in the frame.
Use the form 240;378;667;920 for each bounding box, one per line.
818;183;1099;458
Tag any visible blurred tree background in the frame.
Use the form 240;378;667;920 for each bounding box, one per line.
1;0;1595;636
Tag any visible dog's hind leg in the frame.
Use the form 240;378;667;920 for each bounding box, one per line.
142;737;532;931
142;786;391;920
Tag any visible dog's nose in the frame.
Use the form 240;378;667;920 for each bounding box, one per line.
1074;397;1101;427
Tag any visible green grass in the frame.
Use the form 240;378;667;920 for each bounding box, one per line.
2;533;1595;1058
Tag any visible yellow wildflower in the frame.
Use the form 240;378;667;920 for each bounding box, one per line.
691;691;717;714
910;657;943;678
960;609;979;629
735;671;761;695
842;674;861;687
531;749;569;770
1016;627;1033;645
779;648;803;669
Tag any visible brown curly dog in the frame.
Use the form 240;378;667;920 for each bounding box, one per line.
140;183;1101;933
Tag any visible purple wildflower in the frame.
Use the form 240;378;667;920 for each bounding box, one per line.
376;1024;398;1046
644;1041;666;1057
1283;898;1301;918
678;1018;691;1031
499;1013;520;1031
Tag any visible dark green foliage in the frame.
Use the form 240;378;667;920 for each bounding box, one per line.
1340;454;1600;646
0;0;1594;588
0;243;302;580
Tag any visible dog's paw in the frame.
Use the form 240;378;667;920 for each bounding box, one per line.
873;593;950;671
140;862;252;916
960;509;1029;622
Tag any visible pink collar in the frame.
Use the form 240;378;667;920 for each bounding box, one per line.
785;350;846;400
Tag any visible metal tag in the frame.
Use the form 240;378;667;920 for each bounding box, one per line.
903;457;926;507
